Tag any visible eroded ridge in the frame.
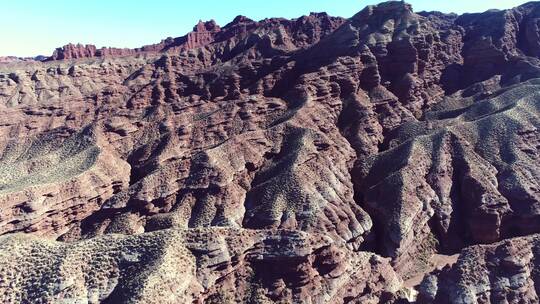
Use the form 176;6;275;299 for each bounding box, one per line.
0;1;539;303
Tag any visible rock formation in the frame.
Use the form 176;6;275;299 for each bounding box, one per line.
0;56;46;63
0;1;539;303
47;14;344;61
417;234;540;303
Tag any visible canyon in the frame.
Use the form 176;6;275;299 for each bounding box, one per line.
0;1;539;303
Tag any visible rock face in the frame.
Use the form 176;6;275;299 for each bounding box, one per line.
0;229;402;303
48;20;222;61
0;1;539;303
417;234;540;303
47;14;345;61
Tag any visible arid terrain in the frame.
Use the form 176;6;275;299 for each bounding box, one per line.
0;1;539;303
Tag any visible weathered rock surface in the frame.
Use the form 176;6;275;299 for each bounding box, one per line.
418;234;540;303
0;1;539;303
47;14;345;61
0;229;403;303
357;77;540;278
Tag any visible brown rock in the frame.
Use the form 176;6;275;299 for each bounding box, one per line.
0;1;539;302
418;234;540;303
0;229;403;303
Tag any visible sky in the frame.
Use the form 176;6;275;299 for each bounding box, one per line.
1;0;531;57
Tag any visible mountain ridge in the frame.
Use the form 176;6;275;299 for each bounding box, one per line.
0;1;539;303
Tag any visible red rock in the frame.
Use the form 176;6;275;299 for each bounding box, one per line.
0;1;539;302
51;43;98;60
418;234;540;303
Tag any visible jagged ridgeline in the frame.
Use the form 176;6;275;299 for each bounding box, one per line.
0;1;539;303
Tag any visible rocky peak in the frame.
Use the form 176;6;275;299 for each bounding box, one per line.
417;11;458;31
228;15;254;26
193;19;221;33
308;12;330;18
49;43;139;61
185;20;221;49
358;1;412;15
51;43;98;60
351;1;416;28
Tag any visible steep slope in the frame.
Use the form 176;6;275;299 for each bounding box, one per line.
0;1;539;303
417;234;540;303
0;229;402;303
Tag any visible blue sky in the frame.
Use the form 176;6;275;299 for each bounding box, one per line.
1;0;530;57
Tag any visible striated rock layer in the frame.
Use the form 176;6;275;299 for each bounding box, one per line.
0;1;539;303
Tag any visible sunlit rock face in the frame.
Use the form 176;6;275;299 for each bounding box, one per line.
0;1;540;303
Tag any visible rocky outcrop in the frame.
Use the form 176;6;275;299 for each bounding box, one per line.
185;20;220;49
0;1;540;302
0;56;150;106
0;127;130;237
51;43;99;60
47;20;221;61
356;77;540;278
418;234;540;303
47;14;345;61
50;43;156;60
0;229;404;303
